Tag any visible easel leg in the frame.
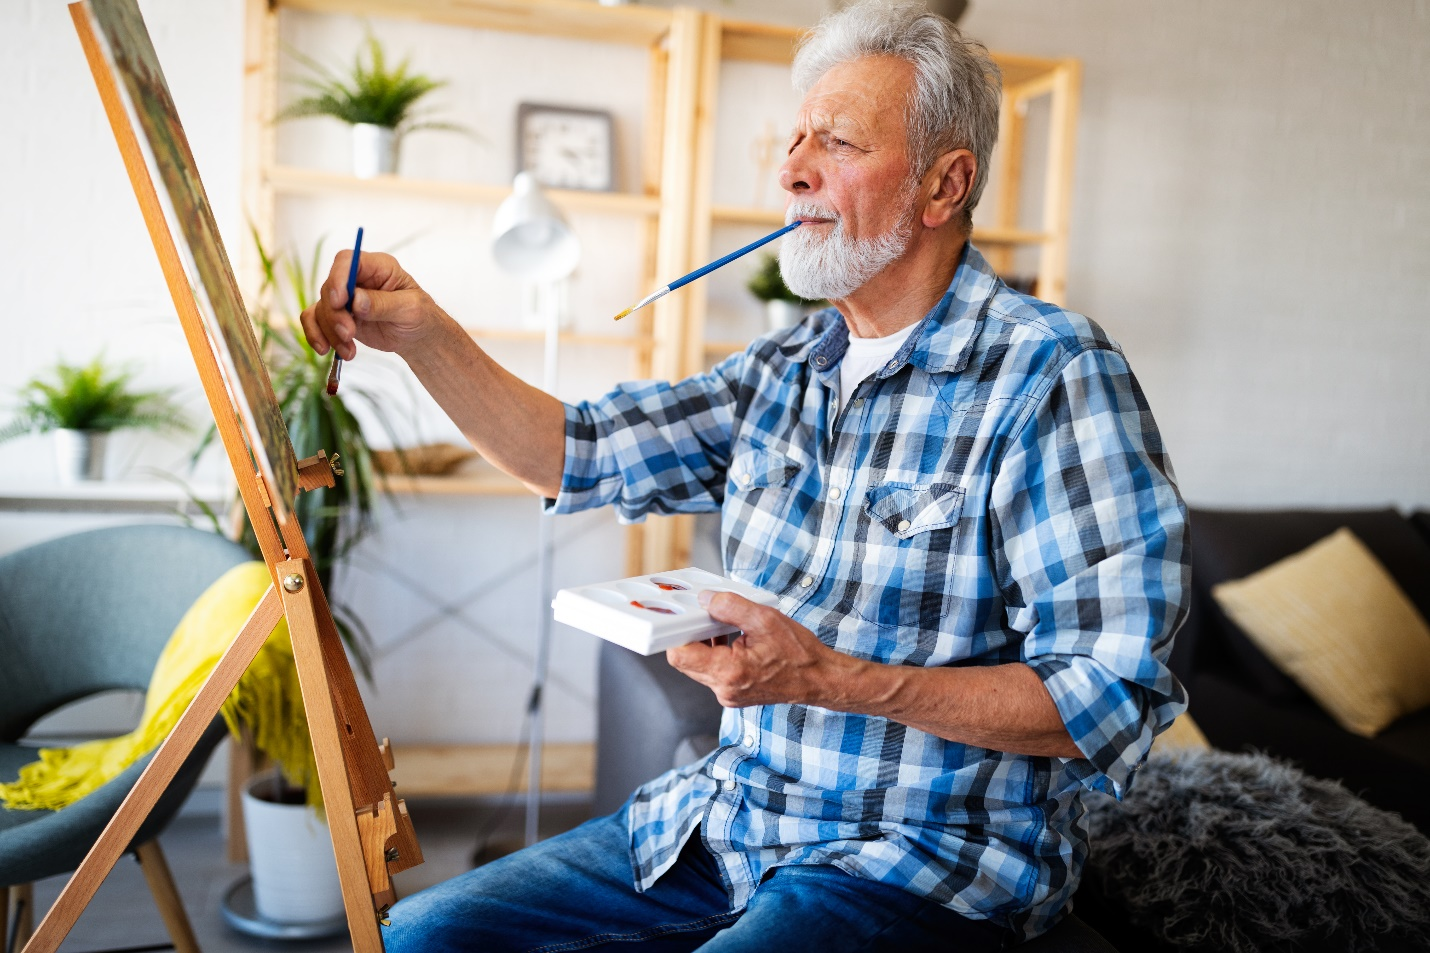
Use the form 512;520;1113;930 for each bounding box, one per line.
278;561;385;953
21;586;284;953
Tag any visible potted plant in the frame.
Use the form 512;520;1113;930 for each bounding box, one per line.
197;232;414;933
0;356;187;483
747;252;823;331
279;33;464;179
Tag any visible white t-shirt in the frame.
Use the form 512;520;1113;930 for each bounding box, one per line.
837;322;919;414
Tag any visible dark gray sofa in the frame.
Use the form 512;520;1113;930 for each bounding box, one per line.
1171;507;1430;834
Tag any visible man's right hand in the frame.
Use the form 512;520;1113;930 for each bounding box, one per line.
300;251;452;362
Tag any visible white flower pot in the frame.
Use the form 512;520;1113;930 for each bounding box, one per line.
54;429;107;484
242;771;344;925
764;299;805;332
352;123;398;179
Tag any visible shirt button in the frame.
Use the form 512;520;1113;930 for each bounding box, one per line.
851;398;864;409
828;486;842;501
739;472;752;487
743;731;757;747
814;355;827;367
721;779;738;792
800;575;814;588
885;360;897;370
897;519;911;532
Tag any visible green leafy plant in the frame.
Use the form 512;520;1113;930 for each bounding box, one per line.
0;356;186;442
279;33;463;134
193;229;416;679
747;252;822;306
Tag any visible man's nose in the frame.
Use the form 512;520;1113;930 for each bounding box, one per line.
778;139;818;195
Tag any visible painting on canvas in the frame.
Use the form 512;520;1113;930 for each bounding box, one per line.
78;0;299;522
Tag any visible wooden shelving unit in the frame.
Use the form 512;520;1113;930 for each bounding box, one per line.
242;0;1080;571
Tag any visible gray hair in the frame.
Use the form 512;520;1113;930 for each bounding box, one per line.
793;1;1002;222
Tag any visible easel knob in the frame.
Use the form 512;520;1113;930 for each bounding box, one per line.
282;573;305;593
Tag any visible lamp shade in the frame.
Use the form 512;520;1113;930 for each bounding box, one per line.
491;172;581;281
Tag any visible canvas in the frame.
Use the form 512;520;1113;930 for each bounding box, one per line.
83;0;299;523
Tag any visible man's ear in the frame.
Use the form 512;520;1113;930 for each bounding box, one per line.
921;149;977;230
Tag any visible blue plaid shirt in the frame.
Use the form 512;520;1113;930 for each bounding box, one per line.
552;244;1189;939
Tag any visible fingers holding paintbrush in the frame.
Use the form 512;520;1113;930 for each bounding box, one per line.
300;247;457;366
324;226;363;395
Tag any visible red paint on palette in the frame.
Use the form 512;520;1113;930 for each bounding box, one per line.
631;600;677;615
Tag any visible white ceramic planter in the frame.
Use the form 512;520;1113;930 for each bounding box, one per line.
351;123;398;179
242;771;344;925
53;429;107;484
764;299;804;332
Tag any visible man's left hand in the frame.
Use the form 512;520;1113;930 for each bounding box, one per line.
666;591;856;708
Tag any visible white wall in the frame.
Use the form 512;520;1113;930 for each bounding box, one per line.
962;0;1430;509
0;0;245;486
2;0;1428;752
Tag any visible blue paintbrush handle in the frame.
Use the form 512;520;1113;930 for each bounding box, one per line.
344;226;365;312
666;220;801;292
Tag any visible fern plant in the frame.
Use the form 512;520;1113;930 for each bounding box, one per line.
279;33;463;134
0;357;186;442
192;229;416;680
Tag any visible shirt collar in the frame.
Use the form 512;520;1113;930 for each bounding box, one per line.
801;241;996;381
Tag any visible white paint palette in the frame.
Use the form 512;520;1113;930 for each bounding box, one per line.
552;568;780;655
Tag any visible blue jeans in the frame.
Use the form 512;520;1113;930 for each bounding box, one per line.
383;804;1013;952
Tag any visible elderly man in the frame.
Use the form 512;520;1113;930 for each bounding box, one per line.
303;2;1187;950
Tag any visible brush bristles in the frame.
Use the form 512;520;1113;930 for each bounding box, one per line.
612;307;633;321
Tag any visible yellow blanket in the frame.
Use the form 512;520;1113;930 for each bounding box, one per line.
0;561;322;812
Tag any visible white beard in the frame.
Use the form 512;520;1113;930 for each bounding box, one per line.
779;198;916;301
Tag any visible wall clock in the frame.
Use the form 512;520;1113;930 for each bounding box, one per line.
516;103;616;192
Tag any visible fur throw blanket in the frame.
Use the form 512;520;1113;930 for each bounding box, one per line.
1083;750;1430;952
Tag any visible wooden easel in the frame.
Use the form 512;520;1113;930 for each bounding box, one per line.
23;3;422;951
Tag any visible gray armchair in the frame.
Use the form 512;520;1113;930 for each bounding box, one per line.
0;524;253;952
595;642;1118;951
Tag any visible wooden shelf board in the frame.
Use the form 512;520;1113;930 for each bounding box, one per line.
379;470;529;496
709;205;1049;246
268;165;661;217
972;226;1052;245
710;204;786;227
466;326;654;352
390;741;594;797
714;17;1064;92
992;53;1069;91
278;0;672;46
720;19;802;64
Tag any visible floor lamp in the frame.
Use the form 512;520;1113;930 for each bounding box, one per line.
491;172;581;847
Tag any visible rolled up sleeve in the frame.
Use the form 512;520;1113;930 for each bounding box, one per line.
991;345;1190;797
548;353;744;523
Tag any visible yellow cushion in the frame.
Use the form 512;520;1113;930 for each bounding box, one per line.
1211;528;1430;737
0;562;318;812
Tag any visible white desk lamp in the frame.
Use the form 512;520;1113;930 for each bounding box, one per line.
490;172;580;847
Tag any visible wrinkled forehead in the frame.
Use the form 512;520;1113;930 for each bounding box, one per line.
795;55;916;143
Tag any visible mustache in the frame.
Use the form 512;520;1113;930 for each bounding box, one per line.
785;202;839;226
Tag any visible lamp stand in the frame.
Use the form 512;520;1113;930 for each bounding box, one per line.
525;276;564;847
